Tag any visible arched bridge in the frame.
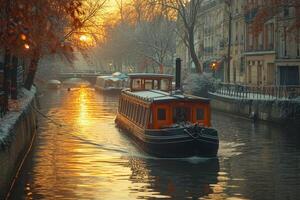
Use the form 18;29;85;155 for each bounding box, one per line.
58;71;110;85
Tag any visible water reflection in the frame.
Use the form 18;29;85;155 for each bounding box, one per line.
7;87;300;200
127;158;220;199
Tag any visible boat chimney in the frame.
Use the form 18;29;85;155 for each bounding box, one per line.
175;58;182;91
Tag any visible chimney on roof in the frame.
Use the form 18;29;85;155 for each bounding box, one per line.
175;58;181;91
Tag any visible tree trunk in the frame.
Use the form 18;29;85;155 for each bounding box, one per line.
188;31;202;73
11;56;18;99
3;49;11;112
24;49;40;90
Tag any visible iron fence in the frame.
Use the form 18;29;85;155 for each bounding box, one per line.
215;83;300;100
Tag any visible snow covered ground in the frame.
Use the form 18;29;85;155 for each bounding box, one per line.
0;87;36;147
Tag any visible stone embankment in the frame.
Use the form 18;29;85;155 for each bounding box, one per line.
209;92;300;123
0;88;38;199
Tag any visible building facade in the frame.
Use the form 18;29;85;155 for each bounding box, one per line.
176;0;300;86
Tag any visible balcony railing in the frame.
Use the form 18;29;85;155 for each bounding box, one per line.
214;83;300;100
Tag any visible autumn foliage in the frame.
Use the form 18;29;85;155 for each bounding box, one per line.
0;0;105;90
244;0;300;35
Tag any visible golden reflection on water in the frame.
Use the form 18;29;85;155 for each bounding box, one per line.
78;88;91;127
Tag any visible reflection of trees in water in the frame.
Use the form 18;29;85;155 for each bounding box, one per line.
127;158;220;199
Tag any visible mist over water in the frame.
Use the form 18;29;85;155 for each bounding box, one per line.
8;87;300;200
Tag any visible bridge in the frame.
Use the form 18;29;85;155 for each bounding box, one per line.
58;71;110;84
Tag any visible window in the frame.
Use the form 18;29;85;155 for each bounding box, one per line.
138;106;143;125
153;80;159;90
173;107;190;123
196;108;204;120
132;79;142;90
161;79;170;91
133;104;138;122
297;29;300;57
145;80;153;90
283;7;289;17
157;108;166;120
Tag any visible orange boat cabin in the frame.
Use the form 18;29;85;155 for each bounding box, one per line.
118;73;212;130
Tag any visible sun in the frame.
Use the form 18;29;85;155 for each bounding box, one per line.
79;35;88;42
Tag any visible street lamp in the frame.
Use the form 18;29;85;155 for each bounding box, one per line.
24;44;30;49
225;0;232;83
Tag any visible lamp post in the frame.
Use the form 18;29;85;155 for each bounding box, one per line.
225;0;232;83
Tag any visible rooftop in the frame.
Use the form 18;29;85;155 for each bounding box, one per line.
123;89;210;103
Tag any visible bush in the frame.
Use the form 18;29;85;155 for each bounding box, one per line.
184;73;217;97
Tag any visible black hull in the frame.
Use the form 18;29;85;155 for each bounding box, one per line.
140;137;218;158
116;114;219;158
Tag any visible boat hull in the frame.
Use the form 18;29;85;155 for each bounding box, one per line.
95;86;122;94
115;114;219;158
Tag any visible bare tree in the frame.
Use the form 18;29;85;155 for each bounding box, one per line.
149;0;204;73
135;16;176;73
94;0;176;73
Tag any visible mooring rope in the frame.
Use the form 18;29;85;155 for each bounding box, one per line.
183;127;219;145
29;104;128;153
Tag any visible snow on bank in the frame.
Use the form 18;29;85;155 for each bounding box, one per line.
209;91;300;102
0;87;36;149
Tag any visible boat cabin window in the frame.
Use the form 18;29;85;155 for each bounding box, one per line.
130;76;172;92
157;108;166;120
145;80;153;90
132;79;142;90
196;108;204;120
161;79;170;91
173;107;191;123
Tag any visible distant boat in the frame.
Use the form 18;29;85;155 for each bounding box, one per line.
62;78;91;88
47;80;61;89
115;73;219;158
95;72;127;94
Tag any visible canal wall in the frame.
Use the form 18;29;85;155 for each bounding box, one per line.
0;88;38;199
209;92;300;123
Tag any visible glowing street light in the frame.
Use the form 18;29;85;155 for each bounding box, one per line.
20;34;27;41
24;44;30;49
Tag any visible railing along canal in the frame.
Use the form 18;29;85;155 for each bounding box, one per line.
214;83;300;100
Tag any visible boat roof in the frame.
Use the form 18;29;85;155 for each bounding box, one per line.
123;90;210;103
97;75;126;81
128;73;173;79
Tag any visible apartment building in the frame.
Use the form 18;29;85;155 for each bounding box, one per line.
176;0;300;86
244;0;300;86
198;0;227;81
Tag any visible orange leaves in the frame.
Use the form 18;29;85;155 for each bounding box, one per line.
245;0;300;36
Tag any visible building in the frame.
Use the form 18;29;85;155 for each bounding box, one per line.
176;0;300;86
275;6;300;86
244;0;300;86
198;0;227;81
228;0;246;83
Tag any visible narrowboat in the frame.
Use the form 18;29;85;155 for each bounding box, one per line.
115;61;219;158
95;72;127;94
47;80;61;89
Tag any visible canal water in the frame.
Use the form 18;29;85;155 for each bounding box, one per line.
9;87;300;200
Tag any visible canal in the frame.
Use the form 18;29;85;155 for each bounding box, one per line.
9;87;300;200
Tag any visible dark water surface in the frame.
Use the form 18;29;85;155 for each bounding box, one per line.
9;88;300;200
